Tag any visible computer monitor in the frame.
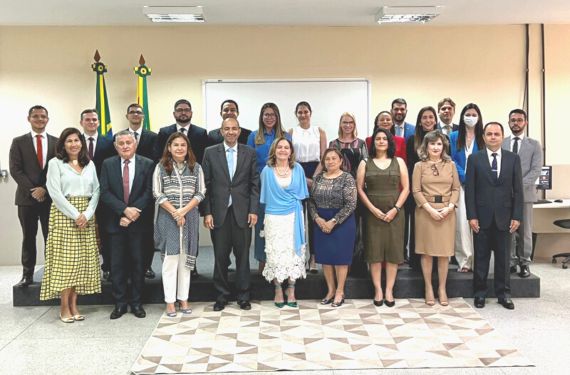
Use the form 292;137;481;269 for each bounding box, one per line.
536;165;552;190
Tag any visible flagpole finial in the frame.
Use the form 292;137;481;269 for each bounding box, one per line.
139;54;146;65
94;50;101;62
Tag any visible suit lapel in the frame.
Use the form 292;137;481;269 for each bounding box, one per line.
115;157;125;201
130;156;144;201
234;144;246;178
217;144;231;181
481;150;497;185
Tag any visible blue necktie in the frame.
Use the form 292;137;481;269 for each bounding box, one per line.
491;153;498;179
227;148;235;206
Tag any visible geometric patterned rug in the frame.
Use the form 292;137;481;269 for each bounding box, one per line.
131;298;533;374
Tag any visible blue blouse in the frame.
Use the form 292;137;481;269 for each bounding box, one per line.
449;130;480;184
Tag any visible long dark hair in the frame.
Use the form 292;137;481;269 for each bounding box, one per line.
159;132;196;175
369;127;395;159
414;106;438;151
457;103;485;151
56;127;90;167
255;102;286;145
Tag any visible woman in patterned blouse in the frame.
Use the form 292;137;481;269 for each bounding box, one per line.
153;132;206;317
308;148;357;307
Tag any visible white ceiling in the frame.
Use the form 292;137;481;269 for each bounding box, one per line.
1;0;570;26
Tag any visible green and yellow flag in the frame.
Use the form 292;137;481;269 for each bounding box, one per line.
134;54;151;131
91;50;113;139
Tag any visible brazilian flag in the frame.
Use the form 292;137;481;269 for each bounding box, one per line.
135;55;151;131
91;51;113;139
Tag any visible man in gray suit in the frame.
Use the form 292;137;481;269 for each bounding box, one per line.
503;109;542;278
202;117;260;311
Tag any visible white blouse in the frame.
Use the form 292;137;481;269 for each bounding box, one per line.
292;125;321;163
46;158;100;220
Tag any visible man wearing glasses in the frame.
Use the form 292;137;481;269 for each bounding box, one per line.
154;99;208;163
126;103;159;280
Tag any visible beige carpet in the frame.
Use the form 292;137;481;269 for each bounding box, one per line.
131;298;532;373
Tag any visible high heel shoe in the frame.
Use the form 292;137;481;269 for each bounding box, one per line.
384;299;395;308
425;287;435;306
274;282;285;308
438;290;449;306
285;281;297;307
331;294;345;308
179;301;192;314
320;297;334;305
373;299;384;307
59;314;74;323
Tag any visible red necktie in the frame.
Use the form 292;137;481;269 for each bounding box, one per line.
88;137;94;160
123;159;130;204
36;135;43;168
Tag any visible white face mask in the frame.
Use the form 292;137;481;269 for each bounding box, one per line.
464;116;478;128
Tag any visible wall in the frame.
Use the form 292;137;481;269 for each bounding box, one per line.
0;24;567;265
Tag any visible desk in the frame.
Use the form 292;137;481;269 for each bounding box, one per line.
532;199;570;259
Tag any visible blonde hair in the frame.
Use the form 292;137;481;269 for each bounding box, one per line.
267;137;295;169
337;112;357;139
418;130;451;161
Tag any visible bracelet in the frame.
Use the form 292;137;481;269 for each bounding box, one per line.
393;206;401;212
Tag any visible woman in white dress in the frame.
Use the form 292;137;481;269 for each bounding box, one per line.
260;137;309;308
289;101;327;273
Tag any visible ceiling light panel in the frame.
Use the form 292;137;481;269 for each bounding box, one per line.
143;6;205;23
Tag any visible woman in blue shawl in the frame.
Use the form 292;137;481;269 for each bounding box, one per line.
260;137;309;308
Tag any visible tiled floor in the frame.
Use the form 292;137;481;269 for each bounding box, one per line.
1;261;569;375
131;298;531;373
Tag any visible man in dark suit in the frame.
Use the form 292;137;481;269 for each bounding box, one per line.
466;122;523;310
9;105;58;287
154;99;209;163
126;103;159;279
502;109;542;278
79;108;115;280
437;97;459;136
202;117;260;311
207;99;252;146
391;98;415;140
100;130;154;319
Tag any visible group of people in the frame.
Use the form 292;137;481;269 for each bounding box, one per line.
9;95;541;322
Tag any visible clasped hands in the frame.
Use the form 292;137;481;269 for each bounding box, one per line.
203;213;257;230
30;187;47;202
315;217;336;233
120;207;142;227
372;207;397;223
425;204;455;221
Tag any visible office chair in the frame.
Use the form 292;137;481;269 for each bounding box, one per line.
551;219;570;269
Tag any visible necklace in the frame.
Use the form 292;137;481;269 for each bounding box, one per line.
275;165;290;177
71;159;78;166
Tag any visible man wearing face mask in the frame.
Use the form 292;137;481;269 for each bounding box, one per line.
437;98;459;136
449;103;485;273
502;109;542;278
208;100;251;146
390;98;415;140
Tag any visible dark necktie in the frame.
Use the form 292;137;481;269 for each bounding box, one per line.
88;137;94;160
180;128;186;134
36;134;43;168
133;132;139;141
491;153;498;179
123;159;130;204
512;137;520;154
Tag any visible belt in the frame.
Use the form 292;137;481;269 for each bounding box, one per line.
423;194;450;203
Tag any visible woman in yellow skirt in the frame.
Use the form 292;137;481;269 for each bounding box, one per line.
40;127;101;322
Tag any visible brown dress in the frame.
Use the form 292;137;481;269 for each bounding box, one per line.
412;160;460;256
363;158;405;264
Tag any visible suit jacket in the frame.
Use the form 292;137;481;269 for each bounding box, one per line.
9;132;58;206
83;134;115;178
465;149;523;231
135;128;158;161
99;155;154;234
154;123;209;163
208;128;252;146
502;136;542;203
449;130;481;184
201;143;260;229
437;122;459;134
396;122;415;140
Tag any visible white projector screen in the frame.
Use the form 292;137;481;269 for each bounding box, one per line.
203;79;371;144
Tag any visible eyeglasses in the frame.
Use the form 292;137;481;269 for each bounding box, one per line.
431;164;439;176
128;111;143;115
175;108;192;113
263;113;276;118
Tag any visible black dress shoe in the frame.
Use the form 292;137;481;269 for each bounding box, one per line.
498;298;515;310
144;268;155;279
103;271;112;282
474;297;486;308
509;265;518;274
15;275;33;288
213;301;227;311
237;300;251;310
132;305;147;318
519;265;531;278
384;299;395;308
373;299;384;307
110;306;127;320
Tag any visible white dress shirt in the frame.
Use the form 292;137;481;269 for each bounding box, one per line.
84;132;99;155
121;155;136;194
510;133;524;152
486;148;502;177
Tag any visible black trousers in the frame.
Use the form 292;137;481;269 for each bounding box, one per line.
96;206;111;272
142;206;156;271
17;202;50;277
473;220;511;299
211;209;251;303
109;231;145;308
